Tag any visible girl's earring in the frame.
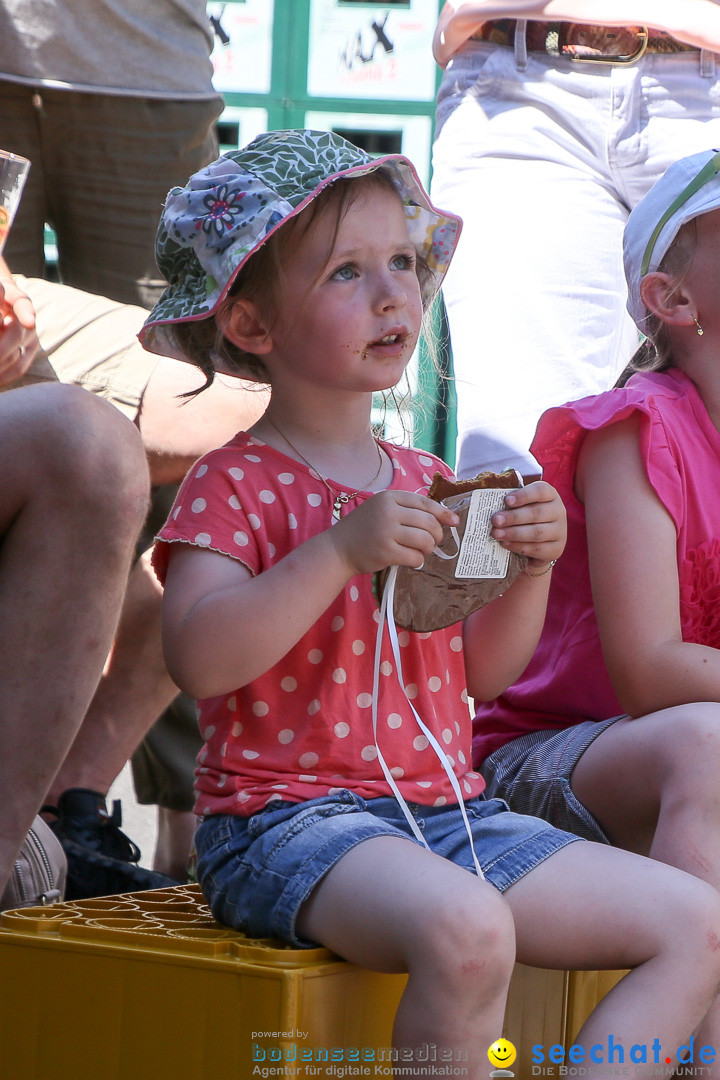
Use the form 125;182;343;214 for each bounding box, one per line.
694;315;705;337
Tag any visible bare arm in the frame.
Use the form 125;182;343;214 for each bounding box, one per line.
161;489;459;699
463;481;565;702
434;1;720;66
578;417;720;717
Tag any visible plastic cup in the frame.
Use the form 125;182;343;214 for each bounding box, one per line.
0;150;30;254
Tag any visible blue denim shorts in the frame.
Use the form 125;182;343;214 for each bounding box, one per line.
481;717;625;844
195;791;579;947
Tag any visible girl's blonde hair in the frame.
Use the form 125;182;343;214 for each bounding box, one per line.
630;218;698;374
171;169;437;395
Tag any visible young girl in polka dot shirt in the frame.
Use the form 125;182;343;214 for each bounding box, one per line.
141;131;720;1076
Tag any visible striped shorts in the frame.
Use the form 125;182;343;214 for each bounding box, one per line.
480;716;626;843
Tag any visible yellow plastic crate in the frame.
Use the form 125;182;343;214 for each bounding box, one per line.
505;964;567;1072
0;884;405;1079
504;966;628;1078
0;884;627;1080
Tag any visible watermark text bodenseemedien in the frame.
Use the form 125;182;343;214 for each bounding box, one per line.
253;1044;468;1064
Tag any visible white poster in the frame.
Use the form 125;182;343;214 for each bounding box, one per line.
307;0;439;102
208;1;274;95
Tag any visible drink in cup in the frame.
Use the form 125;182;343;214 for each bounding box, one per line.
0;150;30;254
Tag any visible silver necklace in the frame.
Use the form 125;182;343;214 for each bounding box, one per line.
265;417;384;521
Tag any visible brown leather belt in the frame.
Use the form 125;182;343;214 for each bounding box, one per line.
471;21;698;63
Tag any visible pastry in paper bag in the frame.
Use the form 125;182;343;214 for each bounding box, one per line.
375;469;528;632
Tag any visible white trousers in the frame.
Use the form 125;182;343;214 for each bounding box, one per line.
432;39;720;476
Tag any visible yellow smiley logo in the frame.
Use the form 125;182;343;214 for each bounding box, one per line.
488;1039;517;1069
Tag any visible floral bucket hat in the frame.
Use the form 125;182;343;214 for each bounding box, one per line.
140;128;462;361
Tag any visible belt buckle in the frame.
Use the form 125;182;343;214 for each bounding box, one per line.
563;25;649;65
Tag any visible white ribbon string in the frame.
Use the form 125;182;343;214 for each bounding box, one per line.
372;565;484;878
430;525;461;562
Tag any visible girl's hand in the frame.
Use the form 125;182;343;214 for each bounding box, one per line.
329;489;460;576
490;480;566;571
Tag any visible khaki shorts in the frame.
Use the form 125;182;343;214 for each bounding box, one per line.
131;693;202;812
11;276;158;421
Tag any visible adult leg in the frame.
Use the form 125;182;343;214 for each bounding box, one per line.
22;275;270;483
44;547;175;802
134;356;270;486
42;91;223;307
24;278;267;882
130;691;202;879
431;46;638;478
0;383;148;894
153;808;198;880
297;836;516;1078
506;840;720;1073
40;543;188;894
433;45;720;480
44;364;267;867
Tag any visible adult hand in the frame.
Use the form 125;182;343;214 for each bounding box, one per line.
0;269;39;387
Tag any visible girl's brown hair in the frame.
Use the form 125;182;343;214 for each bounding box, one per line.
629;218;698;374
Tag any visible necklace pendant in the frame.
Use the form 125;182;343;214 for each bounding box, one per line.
332;493;350;521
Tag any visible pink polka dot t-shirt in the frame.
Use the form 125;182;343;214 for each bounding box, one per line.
153;433;483;817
